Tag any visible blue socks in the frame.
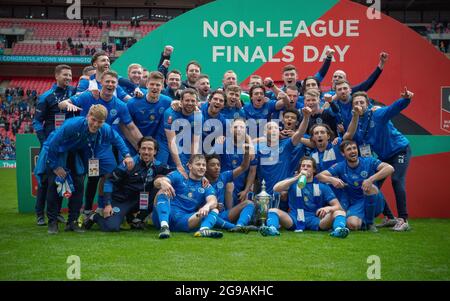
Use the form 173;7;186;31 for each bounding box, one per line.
215;215;235;230
236;203;255;226
365;194;377;226
155;194;170;226
200;211;218;230
266;211;280;228
333;215;347;230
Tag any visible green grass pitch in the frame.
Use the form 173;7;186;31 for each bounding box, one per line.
0;168;449;280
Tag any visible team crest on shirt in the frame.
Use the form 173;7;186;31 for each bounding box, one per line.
370;120;375;128
198;187;205;193
360;171;368;178
316;118;323;124
354;181;359;187
279;146;284;153
263;109;268;115
234;112;240;118
159;107;165;114
187;192;193;198
110;109;117;117
149;115;155;121
232;159;237;166
304;196;309;203
217;181;224;189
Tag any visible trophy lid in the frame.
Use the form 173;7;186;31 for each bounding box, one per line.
257;179;271;198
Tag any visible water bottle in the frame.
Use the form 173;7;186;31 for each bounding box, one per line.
297;174;307;189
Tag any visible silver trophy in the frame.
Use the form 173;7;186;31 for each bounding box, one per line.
251;180;281;226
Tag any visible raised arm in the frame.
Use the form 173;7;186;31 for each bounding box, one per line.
292;107;312;146
274;174;301;193
232;143;251;179
314;48;335;82
352;52;388;93
342;105;362;140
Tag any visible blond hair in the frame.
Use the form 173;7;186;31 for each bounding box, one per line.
88;104;107;121
127;63;143;74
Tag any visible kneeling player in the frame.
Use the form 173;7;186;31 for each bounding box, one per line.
152;154;223;239
317;140;394;232
260;157;349;238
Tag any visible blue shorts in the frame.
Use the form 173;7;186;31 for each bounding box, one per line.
347;193;384;224
333;188;349;211
152;207;197;232
287;211;321;231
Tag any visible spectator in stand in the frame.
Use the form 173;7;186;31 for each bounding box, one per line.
108;44;113;54
106;20;111;28
85;28;90;38
83;18;87;27
85;46;90;56
56;41;61;51
98;19;103;29
62;40;67;51
67;37;72;45
89;17;94;26
102;42;107;51
91;47;96;55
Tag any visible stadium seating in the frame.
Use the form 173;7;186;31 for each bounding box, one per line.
12;43;103;56
0;18;162;41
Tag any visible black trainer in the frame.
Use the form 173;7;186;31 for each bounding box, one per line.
48;222;58;234
228;226;250;234
65;220;85;233
159;225;171;239
36;215;46;226
82;212;97;230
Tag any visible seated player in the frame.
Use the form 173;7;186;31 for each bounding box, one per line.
259;157;349;238
152;154;223;239
317;140;395;232
83;137;172;232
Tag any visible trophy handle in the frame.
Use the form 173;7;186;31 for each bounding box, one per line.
272;192;280;209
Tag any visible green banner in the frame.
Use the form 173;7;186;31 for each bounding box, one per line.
16;134;40;213
112;0;339;87
0;55;91;64
0;160;16;168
